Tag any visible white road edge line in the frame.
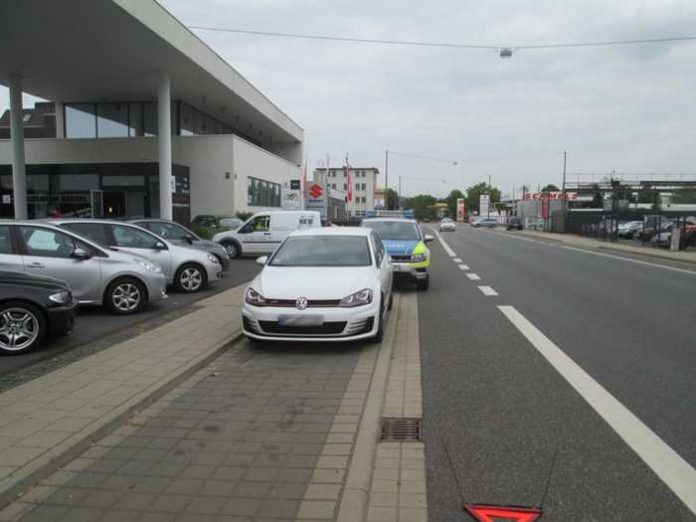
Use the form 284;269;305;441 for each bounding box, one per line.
430;228;457;257
560;245;696;276
478;286;498;296
498;305;696;516
458;264;470;271
496;231;696;276
453;257;463;263
466;273;481;281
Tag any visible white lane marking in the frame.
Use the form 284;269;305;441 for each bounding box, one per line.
466;273;481;280
496;232;696;277
454;257;463;263
560;246;696;277
478;286;498;296
499;305;696;516
458;264;470;270
431;229;457;257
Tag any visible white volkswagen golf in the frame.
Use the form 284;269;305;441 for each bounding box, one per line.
242;228;393;343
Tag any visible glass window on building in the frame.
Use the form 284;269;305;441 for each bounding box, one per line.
180;102;195;136
65;103;96;138
97;102;129;138
143;102;157;137
129;103;144;137
247;177;281;207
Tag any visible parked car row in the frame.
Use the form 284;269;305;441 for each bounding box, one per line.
0;217;231;354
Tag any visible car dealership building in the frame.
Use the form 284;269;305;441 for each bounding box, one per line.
0;0;303;224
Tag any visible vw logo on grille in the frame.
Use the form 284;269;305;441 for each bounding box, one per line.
295;297;308;310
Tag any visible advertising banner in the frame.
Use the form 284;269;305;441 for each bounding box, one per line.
523;192;577;201
456;198;466;221
479;194;490;216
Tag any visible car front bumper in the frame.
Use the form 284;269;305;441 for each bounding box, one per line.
47;298;78;336
242;300;380;342
144;272;169;303
391;261;429;280
204;262;224;284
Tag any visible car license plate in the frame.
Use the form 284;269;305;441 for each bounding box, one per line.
278;315;323;326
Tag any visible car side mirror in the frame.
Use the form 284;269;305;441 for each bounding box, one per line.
256;256;268;266
186;236;194;244
423;234;434;243
71;247;92;260
155;241;167;250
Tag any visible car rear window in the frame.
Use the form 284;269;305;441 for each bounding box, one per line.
270;236;372;267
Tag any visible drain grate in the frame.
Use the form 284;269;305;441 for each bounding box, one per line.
380;417;422;442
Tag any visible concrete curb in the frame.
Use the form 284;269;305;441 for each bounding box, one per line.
335;293;402;522
597;244;696;265
0;330;243;509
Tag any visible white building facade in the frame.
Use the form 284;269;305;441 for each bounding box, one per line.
313;167;379;218
0;0;303;224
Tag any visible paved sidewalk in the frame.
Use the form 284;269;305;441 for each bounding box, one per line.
0;291;416;522
505;229;696;264
0;285;246;509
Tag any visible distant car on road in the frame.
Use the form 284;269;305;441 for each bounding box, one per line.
129;219;230;270
52;219;222;294
0;221;167;315
506;216;523;230
242;228;393;343
439;218;456;232
0;270;78;354
473;218;499;228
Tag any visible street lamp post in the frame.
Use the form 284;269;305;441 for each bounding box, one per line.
487;174;492;217
385;150;389;210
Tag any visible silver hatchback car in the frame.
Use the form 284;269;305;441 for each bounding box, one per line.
129;219;230;270
51;219;223;293
0;221;167;314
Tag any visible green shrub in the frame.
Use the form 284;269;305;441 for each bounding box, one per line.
191;224;216;240
235;211;253;221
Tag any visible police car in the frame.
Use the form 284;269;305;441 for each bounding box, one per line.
362;210;433;290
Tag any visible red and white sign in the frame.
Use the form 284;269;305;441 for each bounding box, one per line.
456;198;466;221
523;191;577;201
309;184;324;199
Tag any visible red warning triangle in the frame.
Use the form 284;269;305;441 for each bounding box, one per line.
464;503;542;522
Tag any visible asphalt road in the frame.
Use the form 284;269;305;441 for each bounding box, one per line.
0;259;261;377
419;225;696;521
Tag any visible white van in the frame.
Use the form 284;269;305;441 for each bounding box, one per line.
212;211;321;258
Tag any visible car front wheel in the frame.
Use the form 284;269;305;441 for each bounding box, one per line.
417;276;430;291
0;302;46;355
222;240;241;259
105;278;146;315
175;263;207;293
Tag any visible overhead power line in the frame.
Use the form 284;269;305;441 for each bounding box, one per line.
188;25;696;52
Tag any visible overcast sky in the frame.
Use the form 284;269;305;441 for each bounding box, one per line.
3;0;696;198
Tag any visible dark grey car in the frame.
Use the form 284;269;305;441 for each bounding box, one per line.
130;219;230;270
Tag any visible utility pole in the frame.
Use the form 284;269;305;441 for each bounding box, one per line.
325;154;330;225
384;150;389;210
398;175;402;210
561;151;567;232
487;174;492;217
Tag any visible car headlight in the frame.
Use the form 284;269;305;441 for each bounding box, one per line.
49;290;71;304
133;258;162;273
207;253;221;264
412;253;427;263
245;287;267;306
339;289;373;308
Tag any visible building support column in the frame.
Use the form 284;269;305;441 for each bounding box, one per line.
157;73;173;220
9;75;27;219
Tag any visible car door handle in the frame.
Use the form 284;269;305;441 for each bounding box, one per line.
27;262;45;269
263;232;271;235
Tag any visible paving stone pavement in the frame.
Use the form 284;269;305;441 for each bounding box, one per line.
1;337;377;522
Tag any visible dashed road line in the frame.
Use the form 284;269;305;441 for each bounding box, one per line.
458;264;470;270
478;286;498;296
453;257;463;263
466;273;481;281
499;305;696;516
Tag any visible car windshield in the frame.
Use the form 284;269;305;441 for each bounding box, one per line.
363;221;421;240
140;222;194;241
270;236;371;266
